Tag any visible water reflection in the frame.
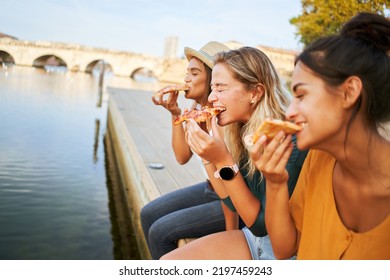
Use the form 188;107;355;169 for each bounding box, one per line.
94;119;100;163
0;66;146;259
44;65;68;73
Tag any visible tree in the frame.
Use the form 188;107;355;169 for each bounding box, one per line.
290;0;389;46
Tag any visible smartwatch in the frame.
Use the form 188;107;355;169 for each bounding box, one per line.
214;164;239;180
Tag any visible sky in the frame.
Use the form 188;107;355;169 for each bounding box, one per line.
1;0;303;57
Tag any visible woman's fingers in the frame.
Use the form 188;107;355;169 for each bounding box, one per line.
250;131;293;183
266;133;292;167
210;116;222;140
166;91;179;105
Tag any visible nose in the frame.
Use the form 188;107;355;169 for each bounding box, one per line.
286;99;298;121
208;89;217;103
184;73;190;83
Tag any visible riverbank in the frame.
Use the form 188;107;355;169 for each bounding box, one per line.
106;87;205;259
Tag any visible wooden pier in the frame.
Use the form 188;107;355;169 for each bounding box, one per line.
106;87;205;259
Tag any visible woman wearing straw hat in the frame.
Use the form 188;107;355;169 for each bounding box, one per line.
141;41;235;259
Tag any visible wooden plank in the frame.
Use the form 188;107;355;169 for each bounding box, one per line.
107;87;204;197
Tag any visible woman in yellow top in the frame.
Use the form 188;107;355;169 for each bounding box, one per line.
251;12;390;259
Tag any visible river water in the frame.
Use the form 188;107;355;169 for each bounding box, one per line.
0;66;155;260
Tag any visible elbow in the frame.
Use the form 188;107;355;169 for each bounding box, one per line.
175;156;189;165
173;150;191;165
270;236;298;260
271;242;297;260
273;249;295;260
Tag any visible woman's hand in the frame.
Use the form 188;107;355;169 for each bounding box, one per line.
152;87;181;116
250;131;293;186
185;116;230;164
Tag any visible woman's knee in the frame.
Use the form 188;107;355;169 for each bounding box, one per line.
148;219;174;244
140;204;154;233
140;200;163;228
160;230;251;260
140;204;151;223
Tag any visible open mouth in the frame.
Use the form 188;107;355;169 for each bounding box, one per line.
296;122;307;129
212;107;226;114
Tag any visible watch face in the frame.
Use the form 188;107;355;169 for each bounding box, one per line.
219;167;235;180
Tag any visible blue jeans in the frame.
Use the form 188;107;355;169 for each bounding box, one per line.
140;181;226;259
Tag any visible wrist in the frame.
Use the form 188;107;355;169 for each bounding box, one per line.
171;114;180;119
214;156;235;169
214;163;239;180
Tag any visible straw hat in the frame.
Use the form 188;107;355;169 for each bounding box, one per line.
184;41;230;69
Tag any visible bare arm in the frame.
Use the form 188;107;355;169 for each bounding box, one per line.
250;131;299;259
265;182;298;259
152;89;193;164
186;118;261;228
222;202;239;230
171;117;192;164
201;159;239;230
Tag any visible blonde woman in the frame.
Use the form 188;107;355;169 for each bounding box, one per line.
161;47;308;259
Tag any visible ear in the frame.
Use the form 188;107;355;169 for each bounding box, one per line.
341;76;362;109
250;83;265;102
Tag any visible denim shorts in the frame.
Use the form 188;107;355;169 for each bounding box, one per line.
242;227;296;260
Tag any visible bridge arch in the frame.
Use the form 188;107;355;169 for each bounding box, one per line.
130;67;157;82
0;50;15;65
33;54;67;69
85;59;113;74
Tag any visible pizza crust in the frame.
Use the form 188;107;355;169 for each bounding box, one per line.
153;84;189;99
245;119;302;146
161;84;189;94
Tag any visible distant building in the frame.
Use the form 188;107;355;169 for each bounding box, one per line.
164;36;178;59
223;40;243;50
0;32;18;40
224;40;299;82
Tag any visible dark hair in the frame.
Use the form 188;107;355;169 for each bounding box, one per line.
295;12;390;130
204;63;212;98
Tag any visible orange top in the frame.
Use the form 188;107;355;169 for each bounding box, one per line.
290;150;390;259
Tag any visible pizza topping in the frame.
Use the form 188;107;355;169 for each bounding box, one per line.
174;106;225;125
244;119;302;146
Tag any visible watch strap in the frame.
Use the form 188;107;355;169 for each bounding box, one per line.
214;163;239;180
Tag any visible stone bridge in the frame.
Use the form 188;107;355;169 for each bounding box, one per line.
0;38;187;83
0;38;298;84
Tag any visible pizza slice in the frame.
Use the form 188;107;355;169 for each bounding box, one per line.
174;106;225;125
244;119;302;146
153;84;189;99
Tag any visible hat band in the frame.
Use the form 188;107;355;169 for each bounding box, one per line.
198;50;213;61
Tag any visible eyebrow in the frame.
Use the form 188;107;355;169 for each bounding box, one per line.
211;83;228;87
292;82;306;92
187;66;202;72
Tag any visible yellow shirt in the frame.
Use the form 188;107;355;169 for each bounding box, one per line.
290;150;390;259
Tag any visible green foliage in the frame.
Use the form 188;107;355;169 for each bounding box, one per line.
290;0;390;46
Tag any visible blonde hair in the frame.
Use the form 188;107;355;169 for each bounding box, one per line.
214;47;290;177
